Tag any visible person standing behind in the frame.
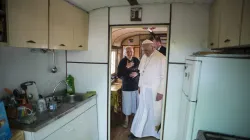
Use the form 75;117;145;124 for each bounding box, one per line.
150;36;166;56
117;46;140;128
129;40;166;140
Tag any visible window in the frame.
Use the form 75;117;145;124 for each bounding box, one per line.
111;50;117;74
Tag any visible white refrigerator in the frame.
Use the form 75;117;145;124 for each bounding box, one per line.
178;54;250;140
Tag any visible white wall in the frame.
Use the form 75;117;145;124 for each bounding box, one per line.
110;4;170;25
67;8;109;140
163;3;210;140
164;64;184;140
67;3;209;140
170;3;209;63
0;47;66;98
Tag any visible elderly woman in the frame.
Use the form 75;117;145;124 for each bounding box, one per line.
117;46;140;128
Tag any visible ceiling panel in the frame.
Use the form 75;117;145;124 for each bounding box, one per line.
67;0;128;11
67;0;212;11
112;27;168;46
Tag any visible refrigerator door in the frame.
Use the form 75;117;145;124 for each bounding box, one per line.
178;93;197;140
182;59;201;101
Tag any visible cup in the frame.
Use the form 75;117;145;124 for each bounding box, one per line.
17;106;33;119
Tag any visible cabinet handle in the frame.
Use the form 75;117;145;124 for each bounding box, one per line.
26;40;36;44
79;45;83;48
224;39;230;43
59;44;66;47
210;43;214;46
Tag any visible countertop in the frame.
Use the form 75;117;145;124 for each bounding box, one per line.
9;95;96;132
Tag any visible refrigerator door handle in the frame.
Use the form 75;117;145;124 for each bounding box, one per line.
183;91;197;103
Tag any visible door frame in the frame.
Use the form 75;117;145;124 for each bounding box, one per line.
107;23;171;140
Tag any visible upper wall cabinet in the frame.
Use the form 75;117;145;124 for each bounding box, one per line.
0;0;7;44
209;0;250;48
208;0;221;48
49;0;74;50
49;0;89;50
8;0;49;48
72;7;89;50
219;0;243;48
240;0;250;46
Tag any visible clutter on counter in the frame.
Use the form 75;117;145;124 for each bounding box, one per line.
2;77;97;132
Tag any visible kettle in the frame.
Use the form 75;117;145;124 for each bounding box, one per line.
21;81;39;102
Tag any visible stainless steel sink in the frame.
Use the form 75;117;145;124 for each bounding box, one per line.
64;94;84;103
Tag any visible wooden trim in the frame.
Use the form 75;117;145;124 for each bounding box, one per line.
67;61;108;64
110;23;170;27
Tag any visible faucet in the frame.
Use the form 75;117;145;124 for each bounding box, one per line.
52;80;71;95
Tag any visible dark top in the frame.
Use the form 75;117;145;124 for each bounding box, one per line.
117;57;140;91
158;46;166;56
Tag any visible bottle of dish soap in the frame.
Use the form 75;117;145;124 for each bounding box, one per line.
37;95;47;113
66;75;75;95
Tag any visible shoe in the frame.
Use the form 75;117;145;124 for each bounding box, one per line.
122;120;128;128
128;134;137;140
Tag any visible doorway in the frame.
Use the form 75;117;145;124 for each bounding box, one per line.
109;25;169;140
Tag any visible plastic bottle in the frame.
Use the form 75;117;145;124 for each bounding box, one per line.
66;75;75;95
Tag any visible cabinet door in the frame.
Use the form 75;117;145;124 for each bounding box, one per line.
44;123;76;140
208;0;221;48
240;0;250;46
49;0;74;50
219;0;243;48
72;8;89;50
72;105;98;140
8;0;48;48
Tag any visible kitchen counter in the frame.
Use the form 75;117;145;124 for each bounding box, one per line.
9;95;96;132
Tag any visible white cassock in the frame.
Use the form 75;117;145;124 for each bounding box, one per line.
131;50;167;139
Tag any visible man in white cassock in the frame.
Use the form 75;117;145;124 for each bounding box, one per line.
129;39;167;140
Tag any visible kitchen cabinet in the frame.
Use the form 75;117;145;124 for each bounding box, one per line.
72;7;89;50
240;0;250;46
49;0;89;50
7;0;48;48
23;96;98;140
208;0;221;48
44;106;98;140
219;0;243;48
208;0;245;48
49;0;74;50
69;105;98;140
